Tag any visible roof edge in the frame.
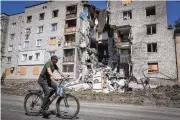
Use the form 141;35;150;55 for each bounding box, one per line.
25;1;50;9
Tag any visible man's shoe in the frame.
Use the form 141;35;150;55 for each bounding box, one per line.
50;110;56;115
42;110;50;118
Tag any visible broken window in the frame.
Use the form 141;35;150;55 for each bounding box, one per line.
65;34;75;46
148;63;158;72
27;16;32;23
147;24;156;35
147;43;157;52
123;11;132;20
39;13;45;20
66;5;77;19
65;19;76;33
146;6;155;16
52;10;58;18
63;49;75;62
63;64;74;72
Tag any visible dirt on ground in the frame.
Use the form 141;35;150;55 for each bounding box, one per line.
1;81;180;108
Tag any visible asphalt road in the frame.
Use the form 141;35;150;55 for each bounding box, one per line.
1;94;180;120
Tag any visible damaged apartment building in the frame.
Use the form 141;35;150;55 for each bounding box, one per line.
78;0;178;88
1;0;178;87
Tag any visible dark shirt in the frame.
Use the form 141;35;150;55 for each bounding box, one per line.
40;61;59;78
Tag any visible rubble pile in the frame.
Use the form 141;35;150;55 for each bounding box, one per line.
1;81;41;96
134;84;180;107
2;80;180;107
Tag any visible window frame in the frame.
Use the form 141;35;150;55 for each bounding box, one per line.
123;10;132;20
8;45;13;52
24;41;30;48
148;63;159;73
10;34;15;40
36;39;42;47
29;55;33;60
11;23;16;29
146;6;156;17
7;57;11;63
50;37;57;45
39;13;45;20
27;16;32;23
35;53;40;60
49;51;56;57
52;10;59;18
146;24;156;35
147;43;157;53
22;54;27;62
37;26;43;34
51;23;57;31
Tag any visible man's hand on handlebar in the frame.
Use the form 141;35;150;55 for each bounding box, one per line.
54;77;61;81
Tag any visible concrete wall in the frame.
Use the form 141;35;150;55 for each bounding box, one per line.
175;33;180;82
109;1;177;84
1;14;9;75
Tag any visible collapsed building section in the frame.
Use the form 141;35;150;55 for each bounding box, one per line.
76;2;133;92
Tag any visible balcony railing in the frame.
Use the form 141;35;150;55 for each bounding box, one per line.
63;56;74;62
66;14;77;19
65;27;76;33
116;42;130;49
64;41;75;47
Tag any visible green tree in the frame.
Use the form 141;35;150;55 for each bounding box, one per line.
174;18;180;28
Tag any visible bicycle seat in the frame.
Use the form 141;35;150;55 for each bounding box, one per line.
28;89;42;93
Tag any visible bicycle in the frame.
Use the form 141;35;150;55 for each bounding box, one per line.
24;77;80;119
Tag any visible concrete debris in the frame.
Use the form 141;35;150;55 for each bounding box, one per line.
67;83;91;91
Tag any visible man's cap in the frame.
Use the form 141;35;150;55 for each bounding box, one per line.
51;55;59;60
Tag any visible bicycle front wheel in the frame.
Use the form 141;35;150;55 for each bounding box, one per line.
24;93;42;116
56;94;80;119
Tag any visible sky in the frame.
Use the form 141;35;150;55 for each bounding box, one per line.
1;0;180;26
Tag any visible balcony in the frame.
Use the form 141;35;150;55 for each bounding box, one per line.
65;19;76;34
63;56;74;62
64;34;75;47
64;41;75;47
66;14;77;20
65;27;76;33
116;42;130;49
66;5;77;19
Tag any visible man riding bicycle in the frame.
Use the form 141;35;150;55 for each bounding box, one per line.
38;55;65;118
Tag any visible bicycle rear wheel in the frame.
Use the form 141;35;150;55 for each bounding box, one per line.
24;93;42;116
56;94;80;119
